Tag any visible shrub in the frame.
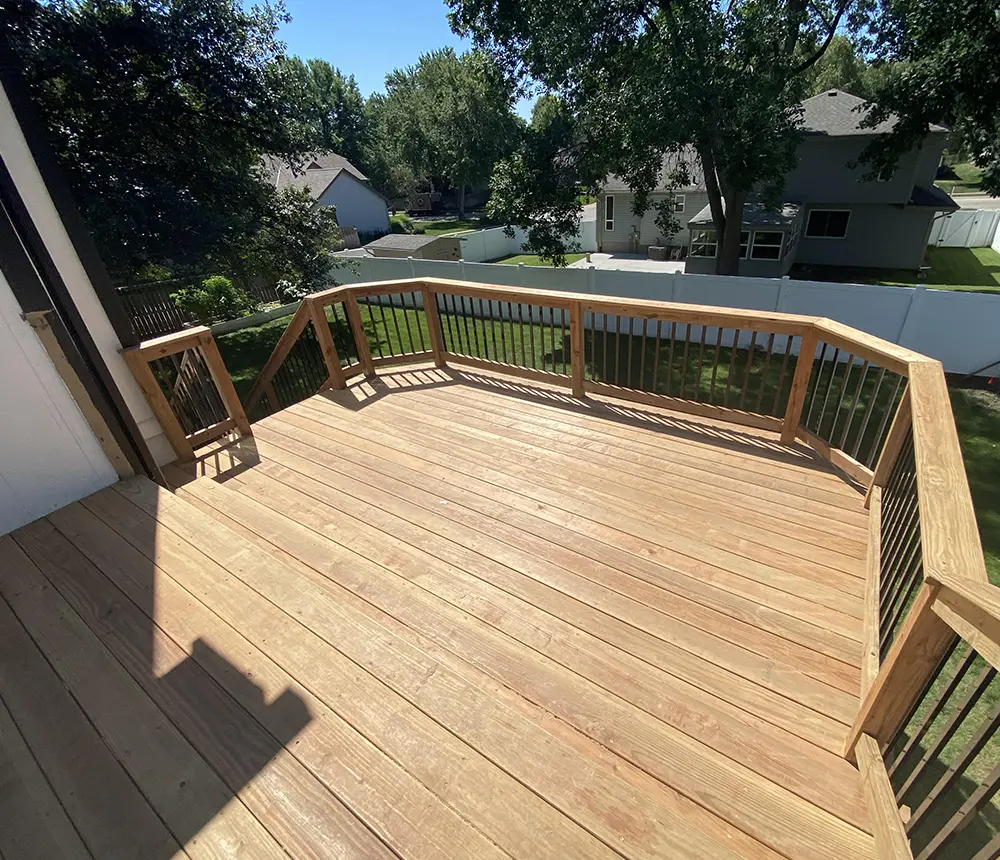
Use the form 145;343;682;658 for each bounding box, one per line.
389;213;425;234
171;275;256;324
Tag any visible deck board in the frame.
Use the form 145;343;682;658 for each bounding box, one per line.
1;366;878;860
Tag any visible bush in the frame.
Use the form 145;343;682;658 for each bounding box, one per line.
389;213;425;234
171;275;257;324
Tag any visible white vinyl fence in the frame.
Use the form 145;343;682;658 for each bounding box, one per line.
456;220;598;262
928;209;1000;248
333;254;1000;376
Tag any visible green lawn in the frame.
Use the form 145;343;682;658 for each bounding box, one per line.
795;247;1000;294
935;161;984;195
418;218;491;236
490;253;588;266
879;385;1000;857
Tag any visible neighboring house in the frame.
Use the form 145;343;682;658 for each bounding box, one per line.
597;90;957;276
266;153;390;235
363;234;462;261
599;151;709;254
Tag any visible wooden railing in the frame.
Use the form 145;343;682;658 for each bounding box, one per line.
122;325;250;461
128;278;999;858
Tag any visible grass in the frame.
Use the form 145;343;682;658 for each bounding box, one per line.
876;385;1000;857
417;218;491;236
795;247;1000;294
935;161;984;195
491;253;588;266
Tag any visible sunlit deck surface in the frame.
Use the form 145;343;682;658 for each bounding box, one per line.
1;364;877;860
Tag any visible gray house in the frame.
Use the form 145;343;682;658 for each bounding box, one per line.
596;90;957;276
265;153;391;235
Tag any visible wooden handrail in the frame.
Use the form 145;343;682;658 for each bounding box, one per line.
907;362;988;586
122;326;249;461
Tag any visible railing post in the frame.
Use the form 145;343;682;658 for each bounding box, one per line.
196;330;251;435
308;298;347;390
844;582;955;763
421;284;447;368
570;301;585;397
344;291;375;377
780;327;819;445
122;348;196;462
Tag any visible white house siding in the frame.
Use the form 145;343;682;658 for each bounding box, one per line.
598;192;709;252
0;81;173;465
318;173;390;233
796;204;936;270
0;269;117;535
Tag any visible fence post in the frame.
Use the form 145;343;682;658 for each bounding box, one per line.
780;327;819;445
344;292;375;377
421;284;447;368
570;301;585;397
308;298;347;390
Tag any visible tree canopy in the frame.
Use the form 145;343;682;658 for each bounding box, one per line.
376;47;522;216
859;0;1000;194
450;0;998;272
283;57;368;169
2;0;321;279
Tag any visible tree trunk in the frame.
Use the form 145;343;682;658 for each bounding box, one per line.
457;174;466;219
716;189;747;275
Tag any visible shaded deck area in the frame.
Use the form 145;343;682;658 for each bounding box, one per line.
1;365;876;860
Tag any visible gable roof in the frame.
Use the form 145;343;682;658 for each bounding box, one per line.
800;89;948;137
263;152;372;201
364;233;442;251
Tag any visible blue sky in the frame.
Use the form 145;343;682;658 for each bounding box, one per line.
271;0;535;116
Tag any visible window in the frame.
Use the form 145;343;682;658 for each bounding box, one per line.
739;230;750;258
605;195;615;231
689;229;717;257
750;231;783;260
805;209;850;238
673;194;686;213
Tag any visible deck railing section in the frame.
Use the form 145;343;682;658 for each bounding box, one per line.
125;276;1000;857
122;326;251;460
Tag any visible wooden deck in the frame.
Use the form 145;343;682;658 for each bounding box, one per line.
1;365;876;860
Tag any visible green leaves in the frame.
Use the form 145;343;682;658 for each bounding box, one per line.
375;47;522;214
3;0;315;278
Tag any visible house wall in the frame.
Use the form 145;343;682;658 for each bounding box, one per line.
0;268;118;534
796;203;936;269
0;81;173;466
318;173;389;233
598;191;709;252
912;135;950;188
784;137;918;204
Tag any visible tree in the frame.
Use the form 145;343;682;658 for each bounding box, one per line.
284;57;368;168
859;0;1000;195
2;0;315;279
530;94;567;131
379;48;522;217
224;186;343;299
449;0;867;274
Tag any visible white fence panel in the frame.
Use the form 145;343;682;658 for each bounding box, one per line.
330;254;1000;375
929;209;1000;247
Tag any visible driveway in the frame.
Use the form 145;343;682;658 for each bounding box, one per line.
569;252;686;273
954;194;1000;210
